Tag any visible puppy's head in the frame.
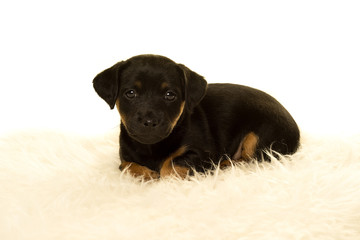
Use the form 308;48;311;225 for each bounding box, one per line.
93;55;207;144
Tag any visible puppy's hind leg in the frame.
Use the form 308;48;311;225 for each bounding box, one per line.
232;132;259;162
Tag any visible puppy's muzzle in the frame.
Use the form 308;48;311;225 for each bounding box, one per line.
136;111;162;128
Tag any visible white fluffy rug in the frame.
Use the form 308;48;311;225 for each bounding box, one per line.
1;129;360;240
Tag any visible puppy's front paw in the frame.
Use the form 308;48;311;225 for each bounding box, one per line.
120;161;159;180
160;159;190;179
143;169;160;180
219;159;232;169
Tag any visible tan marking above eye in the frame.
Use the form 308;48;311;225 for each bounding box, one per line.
161;82;169;90
134;81;142;89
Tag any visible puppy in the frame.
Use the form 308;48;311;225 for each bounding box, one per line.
93;54;300;179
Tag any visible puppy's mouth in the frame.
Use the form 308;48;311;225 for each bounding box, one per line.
128;131;171;145
123;123;173;145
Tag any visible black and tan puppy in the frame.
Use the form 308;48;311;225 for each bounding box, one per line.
93;54;300;179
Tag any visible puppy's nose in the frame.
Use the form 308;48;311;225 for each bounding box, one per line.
137;116;159;128
143;118;159;127
137;111;161;128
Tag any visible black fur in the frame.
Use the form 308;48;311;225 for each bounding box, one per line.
93;54;300;175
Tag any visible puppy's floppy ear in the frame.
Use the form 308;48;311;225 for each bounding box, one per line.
178;64;207;111
93;61;126;109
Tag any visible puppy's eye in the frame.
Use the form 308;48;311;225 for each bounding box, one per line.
125;89;136;99
164;91;177;101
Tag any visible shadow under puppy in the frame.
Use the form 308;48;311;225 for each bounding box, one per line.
93;55;300;180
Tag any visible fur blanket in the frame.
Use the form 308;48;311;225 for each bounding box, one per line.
1;130;360;240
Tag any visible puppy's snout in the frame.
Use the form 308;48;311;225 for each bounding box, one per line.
137;112;161;128
143;118;159;127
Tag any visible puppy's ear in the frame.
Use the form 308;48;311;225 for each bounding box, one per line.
93;61;126;109
178;64;207;111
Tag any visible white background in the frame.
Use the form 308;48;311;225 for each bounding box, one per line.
0;0;359;136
